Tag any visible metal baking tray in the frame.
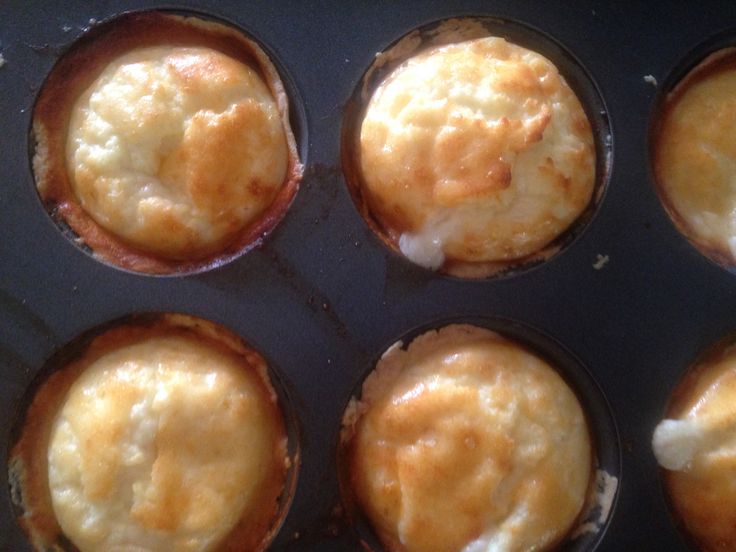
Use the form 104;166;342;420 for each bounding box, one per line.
3;1;736;550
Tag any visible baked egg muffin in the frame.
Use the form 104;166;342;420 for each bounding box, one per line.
9;315;290;552
356;36;595;277
653;338;736;550
653;48;736;266
341;324;592;551
33;12;302;273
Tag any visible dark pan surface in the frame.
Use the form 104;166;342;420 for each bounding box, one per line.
3;1;736;550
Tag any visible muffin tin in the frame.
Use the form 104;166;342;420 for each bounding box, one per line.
3;1;736;550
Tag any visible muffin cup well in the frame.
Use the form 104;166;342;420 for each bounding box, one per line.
338;316;620;552
649;31;736;272
341;16;612;280
7;312;300;552
653;331;736;551
31;10;305;276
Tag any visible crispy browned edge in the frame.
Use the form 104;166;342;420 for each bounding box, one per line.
651;47;736;268
336;326;598;552
8;314;292;552
340;19;598;280
658;333;736;552
33;11;303;275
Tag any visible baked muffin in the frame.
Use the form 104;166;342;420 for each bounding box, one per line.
356;36;595;277
341;324;592;551
9;315;290;552
653;48;736;265
652;338;736;550
33;12;302;273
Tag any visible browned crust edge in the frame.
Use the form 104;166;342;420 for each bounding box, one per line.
8;313;293;552
32;11;303;275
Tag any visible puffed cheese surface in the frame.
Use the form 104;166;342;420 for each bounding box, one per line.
47;334;282;552
345;325;592;552
653;347;736;550
655;61;736;262
66;46;288;259
359;37;595;269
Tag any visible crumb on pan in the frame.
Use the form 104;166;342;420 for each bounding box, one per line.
0;53;6;68
592;253;609;270
571;470;619;538
643;74;658;86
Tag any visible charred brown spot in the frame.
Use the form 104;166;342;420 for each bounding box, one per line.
248;178;265;197
524;104;551;145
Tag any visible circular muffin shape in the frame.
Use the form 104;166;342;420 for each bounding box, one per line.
340;321;620;552
32;11;303;275
652;43;736;268
342;18;611;278
652;334;736;550
8;313;296;552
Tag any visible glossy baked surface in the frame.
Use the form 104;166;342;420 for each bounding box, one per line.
653;343;736;551
31;12;302;273
343;324;592;552
654;49;736;265
359;37;595;275
66;46;288;260
11;321;288;552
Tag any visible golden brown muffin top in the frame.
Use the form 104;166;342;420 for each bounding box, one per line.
65;45;288;261
10;316;289;552
358;37;595;277
33;12;301;274
342;325;592;551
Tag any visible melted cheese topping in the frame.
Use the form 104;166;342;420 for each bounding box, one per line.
66;46;288;259
655;56;736;262
47;334;285;552
345;325;591;552
652;348;736;549
359;37;595;270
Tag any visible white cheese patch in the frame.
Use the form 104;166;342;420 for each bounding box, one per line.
653;418;707;470
399;231;445;270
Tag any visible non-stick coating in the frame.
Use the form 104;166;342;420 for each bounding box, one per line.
3;1;736;550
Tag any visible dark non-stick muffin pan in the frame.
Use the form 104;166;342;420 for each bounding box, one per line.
3;1;736;550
